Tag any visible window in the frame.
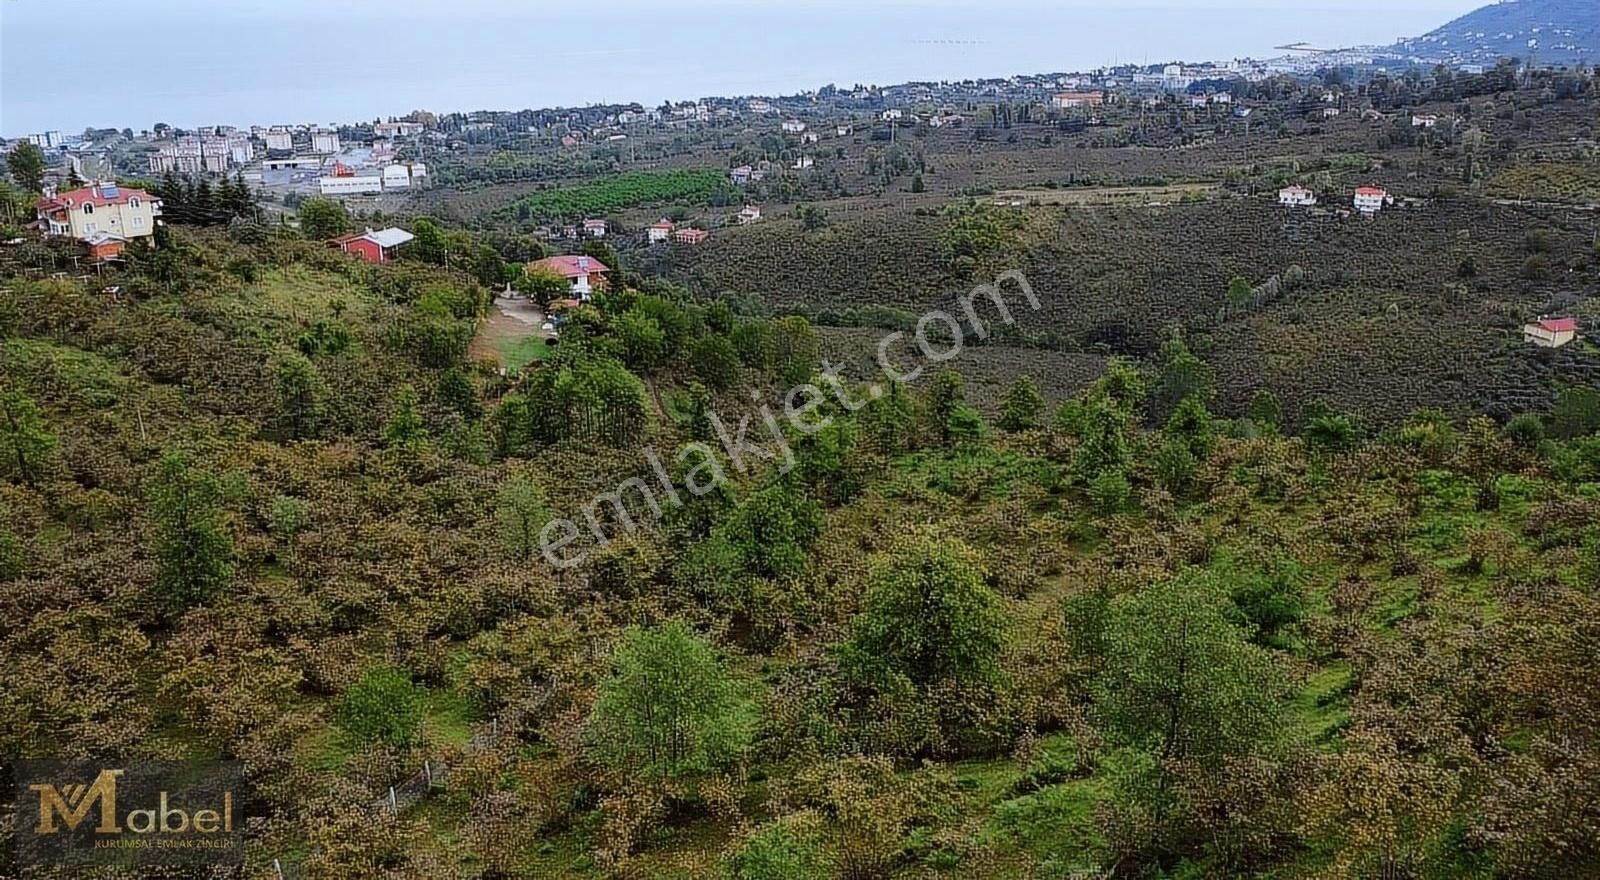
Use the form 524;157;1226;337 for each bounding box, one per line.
133;216;145;229
130;197;141;208
84;222;97;234
82;203;94;215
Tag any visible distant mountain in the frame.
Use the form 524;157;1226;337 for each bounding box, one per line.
1388;0;1600;67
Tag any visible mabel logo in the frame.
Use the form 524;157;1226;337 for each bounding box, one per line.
14;761;244;867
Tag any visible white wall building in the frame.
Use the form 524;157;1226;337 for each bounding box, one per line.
318;175;383;196
1353;186;1390;215
311;131;341;154
1278;185;1317;208
264;130;294;152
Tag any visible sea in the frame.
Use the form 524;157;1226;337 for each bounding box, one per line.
1;0;1482;136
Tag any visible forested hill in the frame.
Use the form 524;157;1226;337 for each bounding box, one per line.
1389;0;1600;67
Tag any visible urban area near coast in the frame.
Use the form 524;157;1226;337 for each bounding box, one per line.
3;0;1600;877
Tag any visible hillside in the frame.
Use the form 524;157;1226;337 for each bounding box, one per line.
1389;0;1600;67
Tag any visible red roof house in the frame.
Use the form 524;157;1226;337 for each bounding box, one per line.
674;228;709;245
1523;317;1580;349
529;254;610;299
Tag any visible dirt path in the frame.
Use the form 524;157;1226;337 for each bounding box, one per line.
470;295;556;370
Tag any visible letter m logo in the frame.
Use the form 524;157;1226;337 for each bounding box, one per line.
30;769;123;833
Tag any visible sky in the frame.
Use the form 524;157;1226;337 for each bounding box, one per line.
1;0;1488;136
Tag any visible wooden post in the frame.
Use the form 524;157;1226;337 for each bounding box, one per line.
424;760;432;787
274;858;285;880
388;786;397;812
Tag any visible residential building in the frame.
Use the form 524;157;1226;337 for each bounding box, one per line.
782;119;807;133
647;220;675;244
528;255;610;299
730;165;766;185
28;131;65;150
1323;107;1342;118
1523;317;1579;349
1412;114;1440;128
35;182;161;242
793;156;815;170
1052;90;1105;109
374;121;426;138
836;125;853;137
331;227;415;264
1353;186;1390;215
675;228;709;245
1278;186;1317;207
737;205;762;225
582;219;608;238
311;130;341;154
929;113;966;128
881;109;904;121
147;136;241;174
264;129;294;152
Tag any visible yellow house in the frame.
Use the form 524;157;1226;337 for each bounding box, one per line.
35;182;162;242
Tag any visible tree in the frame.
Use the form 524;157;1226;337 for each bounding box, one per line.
146;451;234;611
512;266;569;308
1227;275;1254;305
1551;386;1600;440
336;667;426;747
272;351;326;440
924;370;984;446
436;367;481;422
0;389;58;487
691;334;741;391
410;217;448;264
496;475;551;562
1096;573;1285;766
585;622;755;779
1246;389;1283;435
998;375;1044;432
6;142;46;193
296;197;349;241
383;384;426;449
843;534;1005;689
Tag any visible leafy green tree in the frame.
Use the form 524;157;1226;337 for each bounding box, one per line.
409;217;448;264
336;667;426;747
1551;386;1600;440
860;380;917;454
998;375;1044;432
272;351;326;440
1072;393;1133;484
383;384;426;448
1164;394;1216;460
1305;410;1360;452
1227;275;1254;305
1097;573;1285;765
147;451;233;610
0;530;24;581
586;622;755;779
718;483;822;582
1151;332;1215;420
496;475;551;562
691;334;742;391
615;311;667;372
513;266;569;307
436;367;481;421
6;142;46;193
1502;413;1545;450
724;816;832;880
924;370;985;446
0;389;58;487
1246;389;1283;435
296;197;349;241
843;534;1005;689
772;316;821;386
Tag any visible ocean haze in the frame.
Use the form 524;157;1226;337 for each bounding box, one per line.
2;0;1484;135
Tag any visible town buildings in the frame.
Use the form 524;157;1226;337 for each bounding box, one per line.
674;228;709;245
311;130;342;154
647;220;675;244
1052;90;1105;109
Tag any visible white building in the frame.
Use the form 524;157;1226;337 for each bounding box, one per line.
264;129;294;152
374;121;426;138
311;131;341;154
647;220;674;244
1278;185;1317;208
793;156;814;170
1522;317;1578;349
1412;114;1440;129
737;205;762;225
1353;186;1390;215
782;119;807;133
28;131;65;150
582;219;608;238
318;175;383;196
881;109;904;121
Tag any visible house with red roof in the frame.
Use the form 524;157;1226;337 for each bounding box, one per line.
1353;186;1391;215
647;220;674;244
35;182;161;243
674;228;709;245
331;227;415;264
528;254;610;299
1522;317;1579;349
